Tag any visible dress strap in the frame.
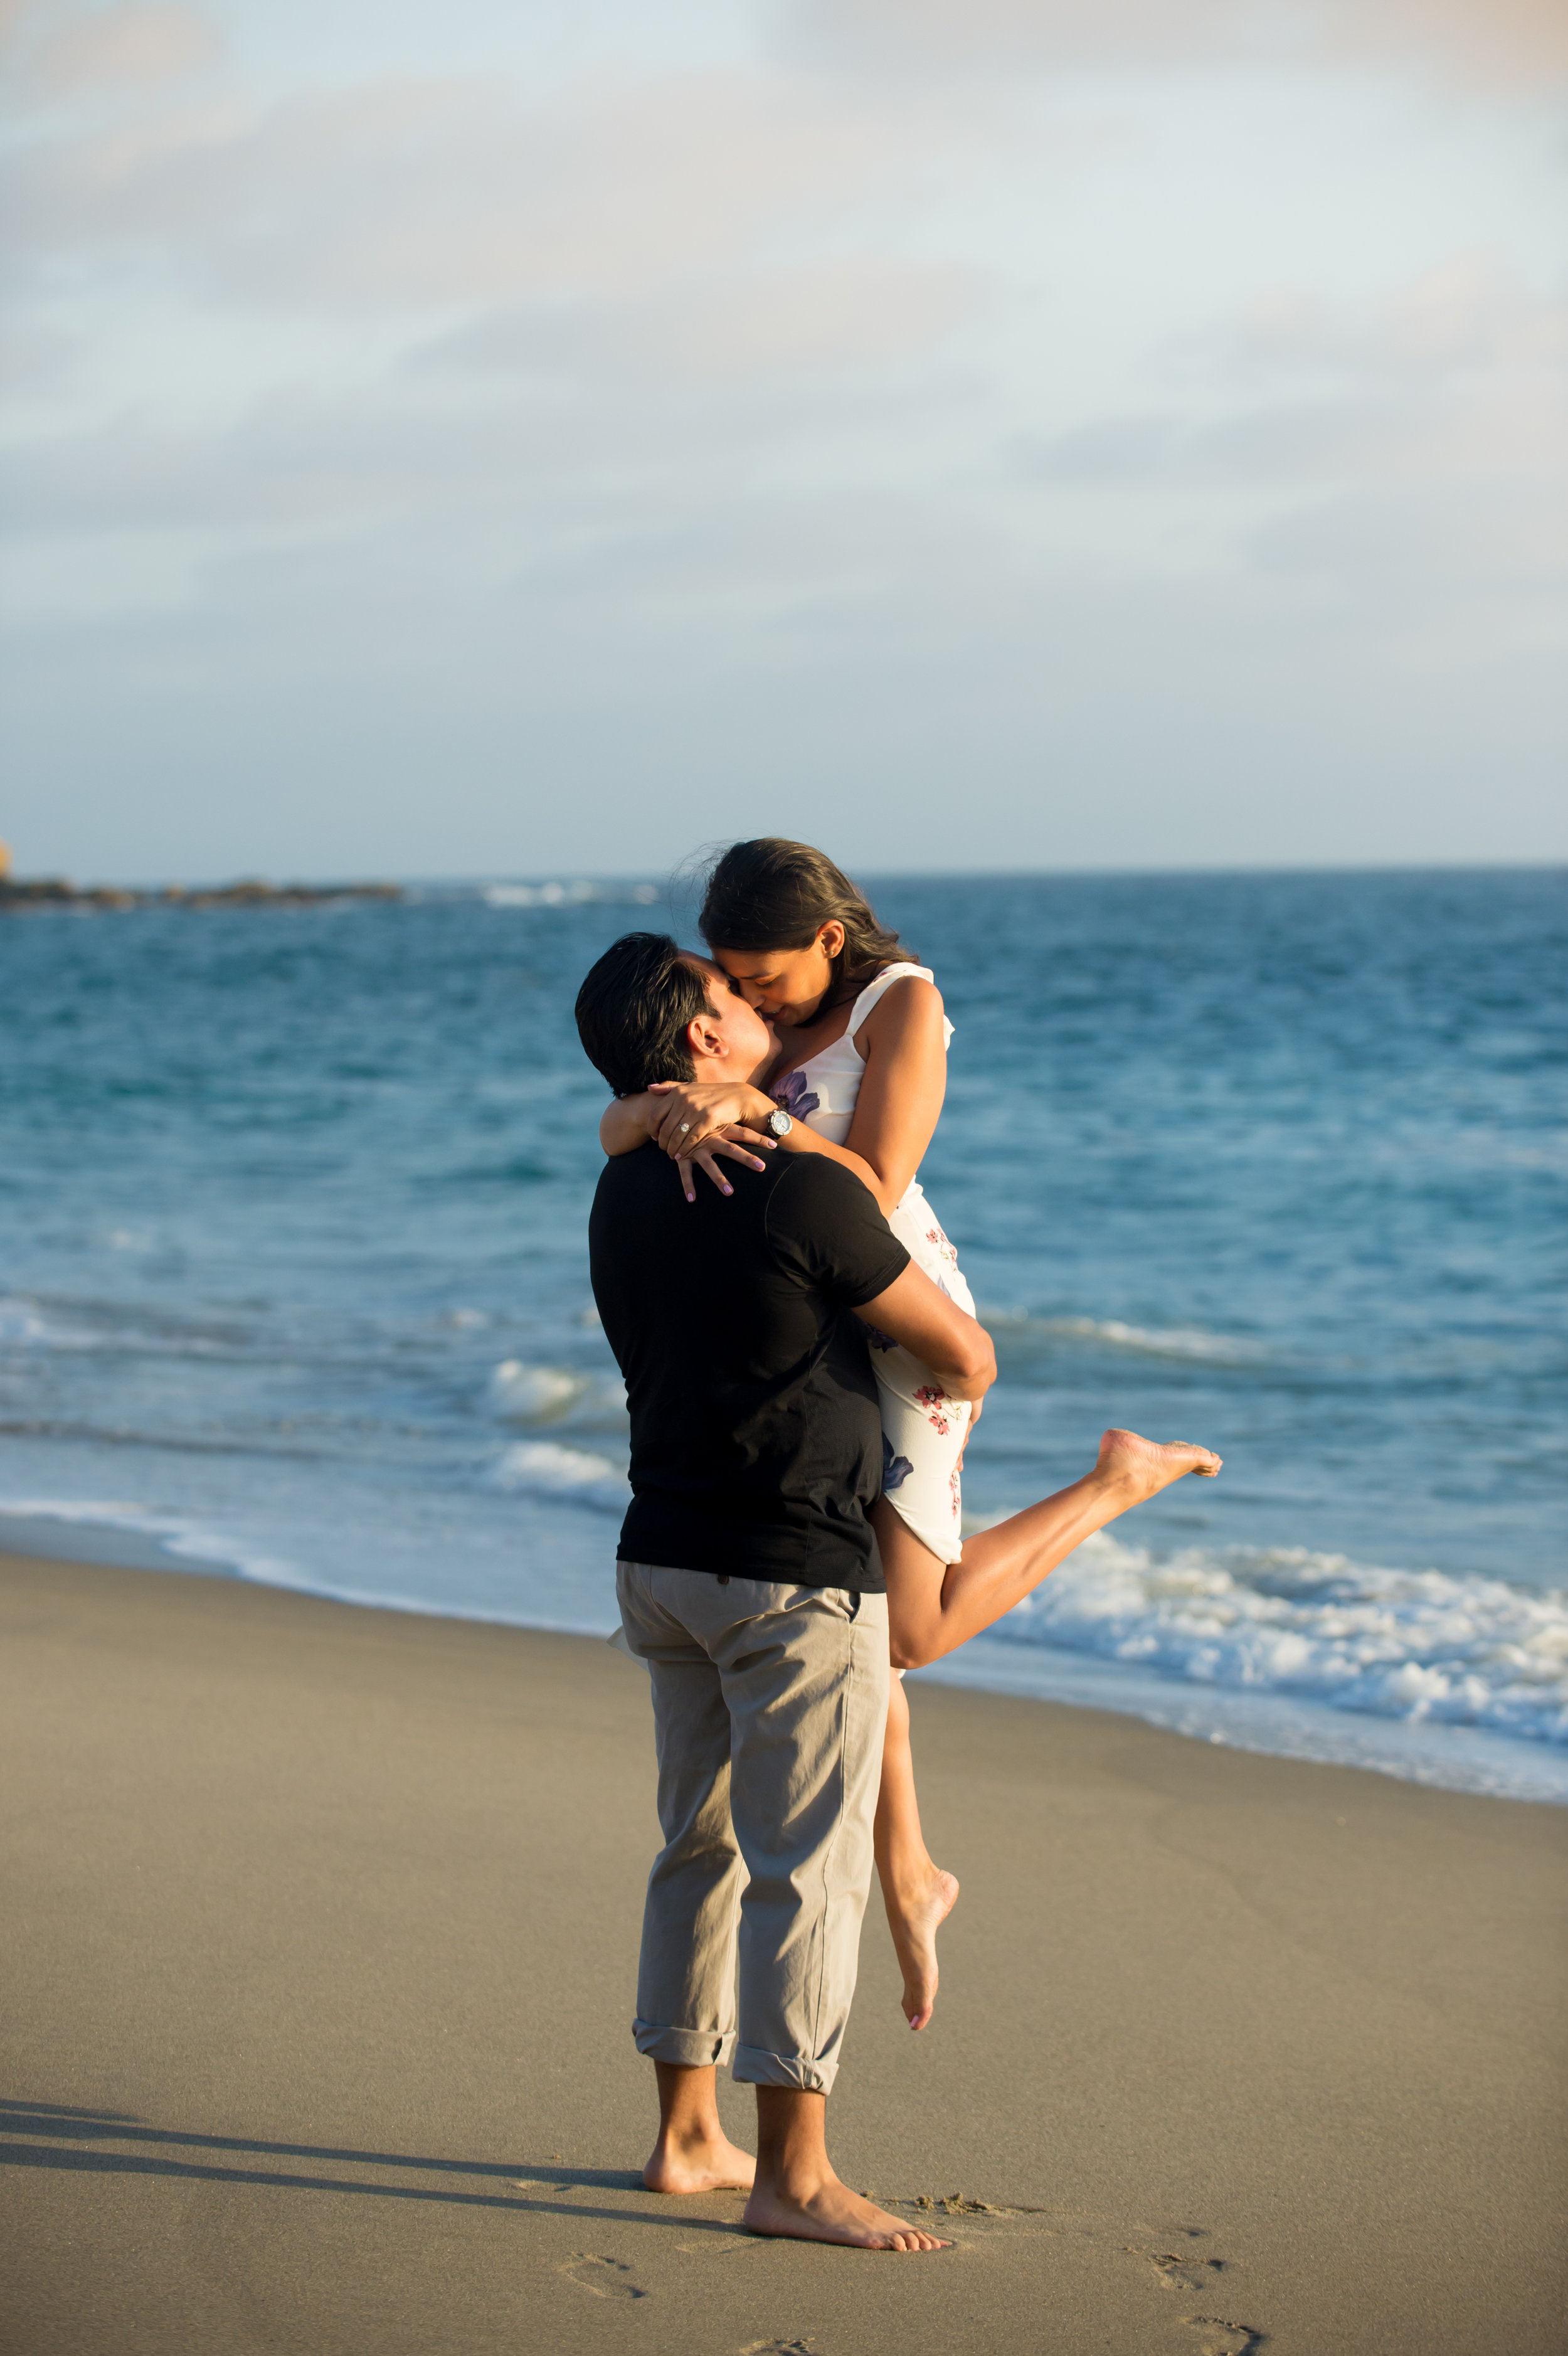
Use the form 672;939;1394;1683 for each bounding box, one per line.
846;962;953;1049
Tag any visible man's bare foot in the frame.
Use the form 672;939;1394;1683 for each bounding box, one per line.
884;1865;960;2031
643;2127;756;2195
745;2175;950;2251
1098;1427;1221;1504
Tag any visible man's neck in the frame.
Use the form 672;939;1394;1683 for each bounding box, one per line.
692;1055;770;1089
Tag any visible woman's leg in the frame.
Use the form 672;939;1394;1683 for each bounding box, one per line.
874;1672;958;2032
876;1426;1222;1669
866;1343;970;2028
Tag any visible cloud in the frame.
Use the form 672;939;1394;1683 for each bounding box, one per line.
2;4;1562;874
8;66;955;310
1029;258;1567;478
29;3;220;90
0;0;46;40
0;314;83;395
789;0;1568;87
1232;254;1568;379
1014;255;1568;645
421;258;979;386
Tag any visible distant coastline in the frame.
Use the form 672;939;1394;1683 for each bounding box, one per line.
0;875;403;913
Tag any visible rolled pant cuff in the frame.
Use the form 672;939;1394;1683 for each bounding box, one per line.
633;2019;736;2069
731;2043;839;2094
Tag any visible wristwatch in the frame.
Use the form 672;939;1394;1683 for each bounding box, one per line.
766;1108;794;1138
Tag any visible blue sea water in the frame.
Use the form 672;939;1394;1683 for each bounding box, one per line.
2;869;1564;1799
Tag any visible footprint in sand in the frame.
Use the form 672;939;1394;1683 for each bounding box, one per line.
1185;2325;1268;2356
559;2254;647;2300
1147;2245;1236;2295
909;2192;1044;2219
736;2342;819;2354
1126;2234;1268;2350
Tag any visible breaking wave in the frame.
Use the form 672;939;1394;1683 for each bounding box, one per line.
487;1441;630;1512
985;1310;1268;1364
993;1533;1568;1748
485;1359;627;1428
480;881;659;909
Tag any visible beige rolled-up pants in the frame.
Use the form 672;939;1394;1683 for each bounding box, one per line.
616;1561;890;2096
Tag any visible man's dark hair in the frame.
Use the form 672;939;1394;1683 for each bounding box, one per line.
575;931;716;1097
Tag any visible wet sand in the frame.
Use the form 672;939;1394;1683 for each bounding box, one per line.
1;1549;1563;2356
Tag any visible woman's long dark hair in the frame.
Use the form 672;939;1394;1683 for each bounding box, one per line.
697;839;912;1008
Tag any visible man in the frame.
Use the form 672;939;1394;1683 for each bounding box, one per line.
576;931;996;2252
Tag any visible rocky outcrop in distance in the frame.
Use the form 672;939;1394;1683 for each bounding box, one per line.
0;878;404;912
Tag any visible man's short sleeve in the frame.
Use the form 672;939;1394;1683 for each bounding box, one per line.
765;1157;910;1307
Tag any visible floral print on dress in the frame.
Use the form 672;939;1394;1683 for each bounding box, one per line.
924;1223;958;1268
950;1465;963;1519
771;1068;822;1122
882;1432;914;1493
914;1382;951;1436
862;1323;899;1352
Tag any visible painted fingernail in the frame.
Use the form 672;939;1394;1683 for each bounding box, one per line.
722;1184;733;1195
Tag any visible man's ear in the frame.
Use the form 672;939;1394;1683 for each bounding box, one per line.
686;1011;721;1063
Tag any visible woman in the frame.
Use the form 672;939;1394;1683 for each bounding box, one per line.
600;840;1220;2032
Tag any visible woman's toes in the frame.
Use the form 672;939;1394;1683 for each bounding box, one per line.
1099;1427;1221;1495
890;1869;959;2030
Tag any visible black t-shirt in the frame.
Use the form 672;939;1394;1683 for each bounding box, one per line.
588;1148;910;1588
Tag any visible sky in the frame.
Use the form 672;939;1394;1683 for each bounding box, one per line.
3;0;1565;882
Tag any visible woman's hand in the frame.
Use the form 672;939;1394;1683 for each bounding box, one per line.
647;1079;776;1157
673;1126;773;1204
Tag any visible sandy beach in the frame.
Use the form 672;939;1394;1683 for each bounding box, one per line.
1;1549;1562;2356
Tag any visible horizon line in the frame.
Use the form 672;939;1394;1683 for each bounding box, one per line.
6;856;1565;893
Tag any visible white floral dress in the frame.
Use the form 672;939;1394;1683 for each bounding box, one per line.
771;962;973;1565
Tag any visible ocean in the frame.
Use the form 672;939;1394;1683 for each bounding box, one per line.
3;869;1563;1800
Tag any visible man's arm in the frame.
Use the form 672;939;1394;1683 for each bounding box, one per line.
852;1264;996;1406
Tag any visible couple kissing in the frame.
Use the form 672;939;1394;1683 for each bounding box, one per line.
575;837;1221;2252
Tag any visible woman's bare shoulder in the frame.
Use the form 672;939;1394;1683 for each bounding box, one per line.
855;971;945;1048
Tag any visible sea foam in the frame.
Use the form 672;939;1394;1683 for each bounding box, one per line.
486;1360;627;1428
0;1296;100;1350
481;881;659;910
0;1496;300;1586
986;1308;1268;1364
487;1441;629;1512
989;1532;1568;1748
487;1361;588;1422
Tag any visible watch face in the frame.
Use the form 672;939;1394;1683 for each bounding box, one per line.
771;1109;793;1136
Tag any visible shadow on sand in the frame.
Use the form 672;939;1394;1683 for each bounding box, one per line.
0;2097;741;2234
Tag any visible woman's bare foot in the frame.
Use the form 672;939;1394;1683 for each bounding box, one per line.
1098;1427;1221;1504
884;1865;960;2032
642;2126;756;2195
744;2175;950;2251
